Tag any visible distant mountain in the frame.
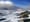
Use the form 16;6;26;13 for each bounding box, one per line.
0;6;24;11
9;6;24;11
9;6;20;10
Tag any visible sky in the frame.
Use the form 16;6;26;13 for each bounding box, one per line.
11;0;30;10
0;0;30;10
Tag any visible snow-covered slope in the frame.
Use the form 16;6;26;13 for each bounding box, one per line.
0;1;25;22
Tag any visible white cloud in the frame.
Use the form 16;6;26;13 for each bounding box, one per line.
0;1;14;8
0;1;13;5
0;0;9;1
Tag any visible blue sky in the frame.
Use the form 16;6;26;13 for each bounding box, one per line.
11;0;30;9
1;0;30;9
